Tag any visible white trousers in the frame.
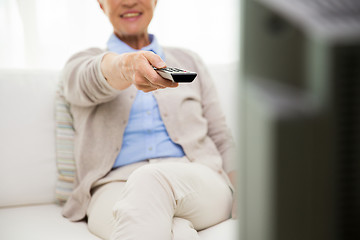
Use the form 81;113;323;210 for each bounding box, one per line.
87;161;233;240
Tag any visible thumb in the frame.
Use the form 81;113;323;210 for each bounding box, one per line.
143;51;166;69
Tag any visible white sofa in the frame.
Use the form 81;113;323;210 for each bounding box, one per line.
0;64;239;240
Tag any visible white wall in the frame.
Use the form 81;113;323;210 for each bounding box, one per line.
0;0;239;70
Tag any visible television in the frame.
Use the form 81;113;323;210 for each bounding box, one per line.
239;0;360;240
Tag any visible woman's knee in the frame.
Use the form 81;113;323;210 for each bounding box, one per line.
172;217;200;240
115;164;176;212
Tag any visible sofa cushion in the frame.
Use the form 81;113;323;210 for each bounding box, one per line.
0;70;59;207
0;204;100;240
0;204;238;240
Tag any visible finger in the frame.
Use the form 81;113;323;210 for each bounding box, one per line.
150;74;178;88
134;74;165;90
134;81;159;92
137;52;178;88
141;51;166;69
142;66;178;88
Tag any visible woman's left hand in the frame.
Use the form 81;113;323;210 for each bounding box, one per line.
228;170;238;219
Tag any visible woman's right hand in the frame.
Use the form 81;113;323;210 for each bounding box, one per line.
100;51;178;92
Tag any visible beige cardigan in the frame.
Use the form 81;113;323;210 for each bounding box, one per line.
59;47;236;221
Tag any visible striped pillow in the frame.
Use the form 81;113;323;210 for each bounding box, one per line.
55;87;76;204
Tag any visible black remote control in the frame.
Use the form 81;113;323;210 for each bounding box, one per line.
153;67;197;83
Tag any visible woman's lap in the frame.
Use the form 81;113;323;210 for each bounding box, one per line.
87;161;232;240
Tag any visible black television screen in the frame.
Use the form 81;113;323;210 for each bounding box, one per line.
239;1;360;240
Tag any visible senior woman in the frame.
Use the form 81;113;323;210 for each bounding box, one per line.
59;0;237;239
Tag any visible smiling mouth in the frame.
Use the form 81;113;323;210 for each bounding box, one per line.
121;12;142;18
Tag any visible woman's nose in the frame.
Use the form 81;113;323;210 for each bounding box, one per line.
121;0;137;8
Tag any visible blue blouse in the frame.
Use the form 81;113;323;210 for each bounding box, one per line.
107;33;185;168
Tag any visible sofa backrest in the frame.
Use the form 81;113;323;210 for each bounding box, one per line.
0;63;238;208
0;70;59;207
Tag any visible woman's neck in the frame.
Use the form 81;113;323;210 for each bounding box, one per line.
115;32;150;50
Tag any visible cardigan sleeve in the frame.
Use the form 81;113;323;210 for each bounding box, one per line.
60;48;120;107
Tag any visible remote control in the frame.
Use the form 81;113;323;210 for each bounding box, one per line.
153;67;197;83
